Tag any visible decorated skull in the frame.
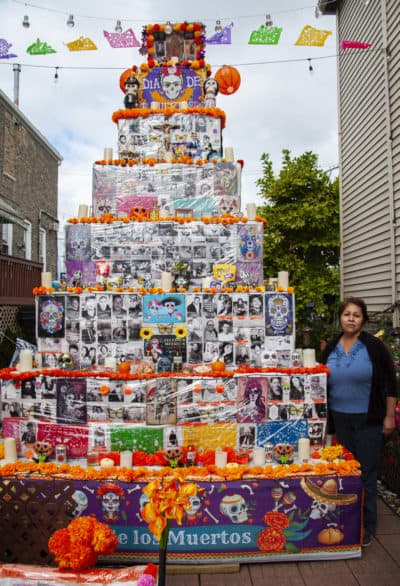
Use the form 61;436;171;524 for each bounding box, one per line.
268;294;290;332
58;352;75;370
67;224;91;260
185;495;202;520
262;349;278;367
101;491;121;517
219;494;248;523
39;299;64;335
72;490;89;517
310;500;336;520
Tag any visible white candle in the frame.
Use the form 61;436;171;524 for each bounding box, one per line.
4;437;17;462
297;438;310;462
202;277;212;290
252;447;265;466
19;349;33;372
303;348;316;368
103;147;113;160
215;448;228;467
120;450;132;468
278;271;289;289
161;272;172;290
41;271;52;288
224;147;234;162
78;204;89;219
104;357;117;371
246;203;257;220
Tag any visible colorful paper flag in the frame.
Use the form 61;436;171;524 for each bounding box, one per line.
104;28;141;48
294;25;332;47
26;38;56;55
0;39;17;59
66;37;97;51
206;23;234;45
340;40;371;50
248;25;282;45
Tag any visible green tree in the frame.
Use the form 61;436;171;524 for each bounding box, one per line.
257;149;340;346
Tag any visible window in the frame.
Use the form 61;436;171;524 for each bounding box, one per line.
39;226;46;270
1;223;13;255
23;220;32;260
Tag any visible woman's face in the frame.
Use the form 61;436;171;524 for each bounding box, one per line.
251;297;262;311
271;378;280;391
340;302;364;336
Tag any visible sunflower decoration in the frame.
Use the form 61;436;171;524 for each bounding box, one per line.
140;326;154;339
174;325;188;339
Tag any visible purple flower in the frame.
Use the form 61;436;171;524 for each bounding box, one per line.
137;575;156;586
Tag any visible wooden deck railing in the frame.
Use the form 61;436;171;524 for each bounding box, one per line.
0;254;43;305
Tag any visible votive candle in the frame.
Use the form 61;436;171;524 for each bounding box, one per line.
253;447;265;466
246;203;257;220
303;348;316;368
103;148;113;160
19;349;33;372
78;204;89;219
224;147;234;162
278;271;289;289
298;437;310;462
215;448;228;467
120;450;132;468
4;437;17;462
41;271;52;288
161;272;172;290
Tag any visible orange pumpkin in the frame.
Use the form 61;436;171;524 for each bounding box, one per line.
214;65;241;95
211;358;225;372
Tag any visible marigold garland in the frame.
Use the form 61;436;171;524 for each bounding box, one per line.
0;456;360;483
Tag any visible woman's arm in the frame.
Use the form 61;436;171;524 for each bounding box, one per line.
383;395;397;435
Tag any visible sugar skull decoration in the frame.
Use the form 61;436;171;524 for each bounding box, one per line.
262;349;278;368
58;353;75;371
38;297;65;337
266;293;293;336
219;493;248;523
97;483;125;522
66;224;91;261
238;226;262;261
184;494;203;524
72;490;89;517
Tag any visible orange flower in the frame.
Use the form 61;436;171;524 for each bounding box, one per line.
99;384;110;396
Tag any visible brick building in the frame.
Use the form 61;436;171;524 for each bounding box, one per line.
0;88;62;343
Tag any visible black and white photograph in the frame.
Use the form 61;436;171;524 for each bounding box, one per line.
56;379;87;424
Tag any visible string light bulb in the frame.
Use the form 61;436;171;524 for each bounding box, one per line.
165;21;173;35
215;20;222;32
265;14;273;27
115;20;123;33
22;15;30;28
315;7;321;18
54;67;59;83
66;14;75;28
308;58;314;73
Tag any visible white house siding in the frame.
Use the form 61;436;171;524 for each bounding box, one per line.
335;0;400;322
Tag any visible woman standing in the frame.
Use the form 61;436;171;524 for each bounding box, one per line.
321;297;397;547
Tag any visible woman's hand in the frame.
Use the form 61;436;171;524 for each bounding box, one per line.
383;414;396;435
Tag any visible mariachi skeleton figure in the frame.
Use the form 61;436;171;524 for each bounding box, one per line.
124;76;140;109
219;494;248;523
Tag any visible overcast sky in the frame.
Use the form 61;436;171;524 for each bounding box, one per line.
0;0;338;221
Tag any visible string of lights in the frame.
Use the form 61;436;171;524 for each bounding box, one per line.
0;47;384;73
10;0;340;24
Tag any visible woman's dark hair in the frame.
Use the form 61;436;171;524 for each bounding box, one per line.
338;297;369;323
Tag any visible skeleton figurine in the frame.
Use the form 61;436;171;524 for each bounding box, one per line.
219;494;248;523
